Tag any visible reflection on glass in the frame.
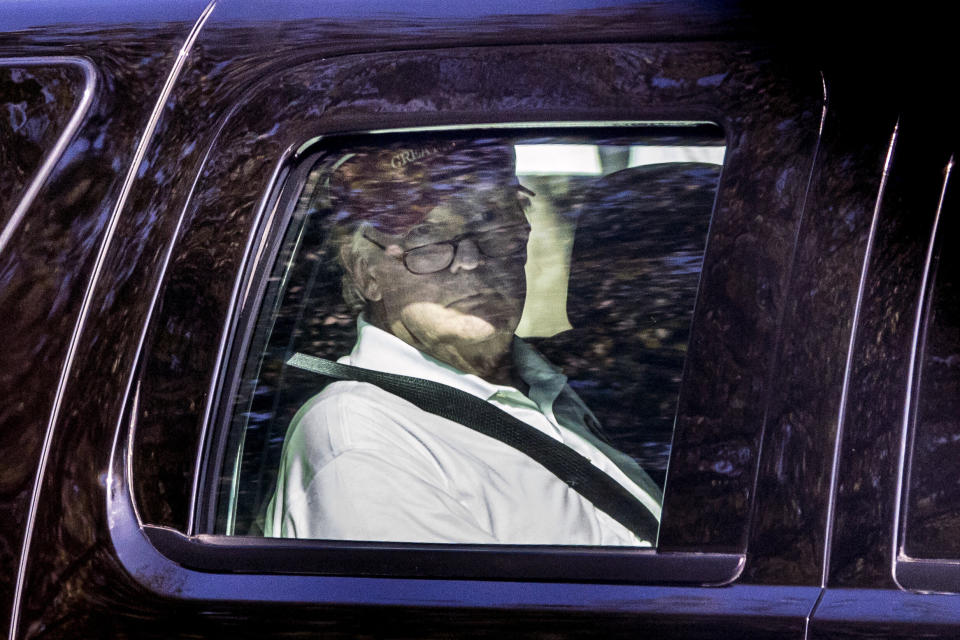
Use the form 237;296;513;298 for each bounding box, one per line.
905;209;960;559
217;127;724;547
1;64;83;227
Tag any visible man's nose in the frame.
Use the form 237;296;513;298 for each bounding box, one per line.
449;238;480;273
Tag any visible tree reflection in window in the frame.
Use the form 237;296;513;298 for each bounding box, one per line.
219;127;724;539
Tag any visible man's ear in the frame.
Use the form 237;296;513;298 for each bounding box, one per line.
340;240;383;302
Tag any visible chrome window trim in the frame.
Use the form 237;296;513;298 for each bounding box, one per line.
893;154;955;592
0;55;98;257
294;121;722;157
821;120;899;591
187;148;295;536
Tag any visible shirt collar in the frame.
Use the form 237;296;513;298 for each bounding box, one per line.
343;316;566;413
511;338;569;414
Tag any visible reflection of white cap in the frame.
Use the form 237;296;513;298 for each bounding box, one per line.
326;139;517;235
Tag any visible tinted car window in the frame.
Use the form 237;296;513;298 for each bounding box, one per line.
209;126;724;545
904;178;960;559
0;61;87;230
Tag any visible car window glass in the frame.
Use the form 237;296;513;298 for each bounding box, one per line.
904;203;960;559
0;63;84;228
211;127;725;546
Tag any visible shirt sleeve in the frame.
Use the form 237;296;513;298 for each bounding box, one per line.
268;384;500;544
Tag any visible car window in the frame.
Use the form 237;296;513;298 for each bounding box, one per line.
208;126;725;546
903;182;959;559
0;60;89;232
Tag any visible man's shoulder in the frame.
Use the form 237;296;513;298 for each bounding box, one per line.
289;380;424;447
298;379;413;420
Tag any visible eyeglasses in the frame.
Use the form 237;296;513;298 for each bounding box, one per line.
364;223;529;274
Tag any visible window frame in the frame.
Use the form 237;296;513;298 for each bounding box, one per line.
187;123;741;582
201;123;727;541
0;56;97;255
895;157;959;592
116;41;827;594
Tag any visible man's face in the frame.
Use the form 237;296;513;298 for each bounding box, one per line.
359;183;530;373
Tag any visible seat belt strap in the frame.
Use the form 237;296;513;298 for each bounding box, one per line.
287;352;659;543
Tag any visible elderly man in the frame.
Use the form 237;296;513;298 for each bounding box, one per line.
265;138;661;545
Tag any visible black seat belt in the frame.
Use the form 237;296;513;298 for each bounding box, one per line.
287;352;660;543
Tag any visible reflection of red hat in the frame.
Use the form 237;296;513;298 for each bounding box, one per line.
327;138;517;235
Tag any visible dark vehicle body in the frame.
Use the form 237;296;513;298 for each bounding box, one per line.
1;1;958;638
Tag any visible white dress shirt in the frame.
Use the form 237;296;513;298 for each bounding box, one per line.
265;318;661;545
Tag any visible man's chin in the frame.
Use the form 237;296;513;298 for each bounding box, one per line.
399;302;518;347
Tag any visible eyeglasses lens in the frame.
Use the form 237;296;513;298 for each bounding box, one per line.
403;227;528;274
405;244;456;274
